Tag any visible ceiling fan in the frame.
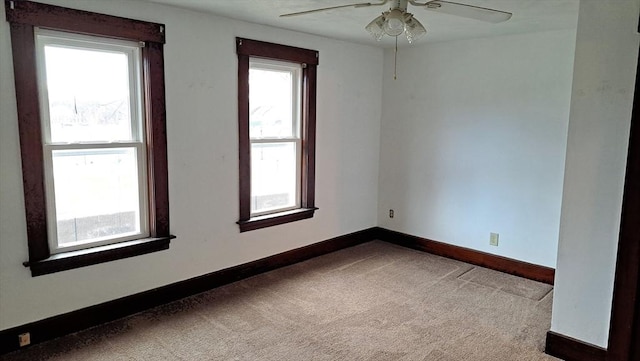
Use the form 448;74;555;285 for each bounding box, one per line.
280;0;512;44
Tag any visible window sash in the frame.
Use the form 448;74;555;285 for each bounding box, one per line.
249;59;302;140
35;29;145;145
249;139;302;217
43;143;150;253
35;30;149;253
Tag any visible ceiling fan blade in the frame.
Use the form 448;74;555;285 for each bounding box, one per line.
280;1;388;18
419;0;512;23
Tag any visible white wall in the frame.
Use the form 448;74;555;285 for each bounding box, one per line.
0;0;383;330
551;0;640;348
377;29;577;268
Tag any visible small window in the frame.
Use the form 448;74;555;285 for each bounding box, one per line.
37;30;149;253
6;1;173;276
236;38;319;232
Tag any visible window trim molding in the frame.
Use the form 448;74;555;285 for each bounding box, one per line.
26;236;175;277
5;0;172;275
236;37;318;232
5;0;165;43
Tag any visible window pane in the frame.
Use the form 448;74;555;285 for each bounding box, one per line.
52;148;142;247
249;67;296;138
44;45;134;143
251;142;298;214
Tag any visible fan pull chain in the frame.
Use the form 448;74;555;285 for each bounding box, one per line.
394;36;398;80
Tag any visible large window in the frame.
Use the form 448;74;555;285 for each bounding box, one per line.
236;38;318;232
6;1;173;276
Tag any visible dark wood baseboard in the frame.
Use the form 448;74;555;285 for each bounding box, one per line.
374;227;555;285
0;227;376;355
545;331;607;361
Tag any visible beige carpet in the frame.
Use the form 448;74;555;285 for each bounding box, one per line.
1;241;559;361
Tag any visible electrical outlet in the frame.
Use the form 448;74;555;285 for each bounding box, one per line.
490;233;499;246
18;332;30;347
389;209;394;218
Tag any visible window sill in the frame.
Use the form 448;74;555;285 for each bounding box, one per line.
24;236;175;277
238;207;318;232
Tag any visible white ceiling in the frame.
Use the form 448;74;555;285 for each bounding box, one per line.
145;0;579;47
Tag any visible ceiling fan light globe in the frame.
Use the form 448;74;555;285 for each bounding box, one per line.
404;16;426;43
365;15;386;40
405;29;425;43
384;18;405;36
367;29;385;41
382;9;406;37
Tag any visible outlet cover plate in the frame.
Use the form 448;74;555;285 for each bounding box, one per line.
18;332;30;347
490;233;499;246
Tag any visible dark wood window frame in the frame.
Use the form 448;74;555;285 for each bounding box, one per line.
236;38;318;232
5;0;174;276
